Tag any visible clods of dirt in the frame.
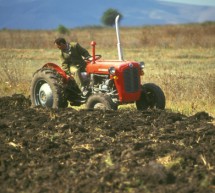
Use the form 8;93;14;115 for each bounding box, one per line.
0;94;214;193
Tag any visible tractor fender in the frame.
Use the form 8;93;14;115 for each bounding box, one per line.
42;63;69;81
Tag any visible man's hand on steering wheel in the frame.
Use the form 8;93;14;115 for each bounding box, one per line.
84;55;102;62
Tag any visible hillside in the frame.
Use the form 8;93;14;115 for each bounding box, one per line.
0;0;214;29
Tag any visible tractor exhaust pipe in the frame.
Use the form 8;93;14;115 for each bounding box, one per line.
115;15;124;61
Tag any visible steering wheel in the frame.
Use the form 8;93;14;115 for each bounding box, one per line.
84;55;102;62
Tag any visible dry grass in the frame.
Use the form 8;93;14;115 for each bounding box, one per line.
0;23;214;116
137;48;215;116
0;23;215;49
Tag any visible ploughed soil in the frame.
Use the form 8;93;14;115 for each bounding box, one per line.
0;94;215;193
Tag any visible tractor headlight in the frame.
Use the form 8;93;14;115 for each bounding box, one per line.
109;66;116;75
139;62;145;69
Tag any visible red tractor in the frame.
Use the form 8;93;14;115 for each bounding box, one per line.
30;16;165;110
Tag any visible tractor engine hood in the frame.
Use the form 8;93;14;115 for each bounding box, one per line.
86;60;141;75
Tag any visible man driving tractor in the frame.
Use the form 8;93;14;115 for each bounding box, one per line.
30;16;165;110
54;37;91;95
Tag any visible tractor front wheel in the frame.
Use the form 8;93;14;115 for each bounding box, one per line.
30;68;68;108
136;83;165;110
86;94;117;110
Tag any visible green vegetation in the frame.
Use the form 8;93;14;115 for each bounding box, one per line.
56;24;70;35
0;23;214;116
101;8;123;26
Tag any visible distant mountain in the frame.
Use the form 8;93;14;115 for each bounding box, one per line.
0;0;214;29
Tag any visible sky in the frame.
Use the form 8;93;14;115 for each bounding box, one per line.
154;0;215;25
159;0;215;6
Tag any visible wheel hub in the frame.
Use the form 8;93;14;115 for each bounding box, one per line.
94;103;106;109
38;83;53;107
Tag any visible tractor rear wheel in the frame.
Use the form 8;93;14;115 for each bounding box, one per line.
136;83;165;110
86;94;117;110
30;68;68;108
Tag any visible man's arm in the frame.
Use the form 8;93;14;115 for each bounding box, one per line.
76;43;90;58
60;54;70;75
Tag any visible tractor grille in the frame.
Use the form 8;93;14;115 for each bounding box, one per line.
123;67;139;93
